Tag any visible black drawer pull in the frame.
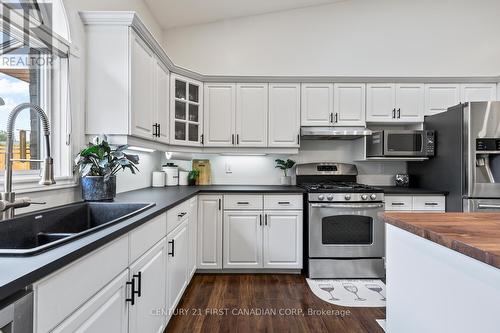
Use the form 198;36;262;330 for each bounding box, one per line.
168;239;175;257
177;212;187;218
391;202;405;206
425;202;438;206
278;201;290;205
134;272;142;297
237;201;249;205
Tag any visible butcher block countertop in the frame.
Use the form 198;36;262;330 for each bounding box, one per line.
381;213;500;269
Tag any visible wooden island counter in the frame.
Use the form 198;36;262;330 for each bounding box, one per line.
381;213;500;333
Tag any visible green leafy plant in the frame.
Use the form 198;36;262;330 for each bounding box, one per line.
188;169;199;181
275;159;296;177
74;135;140;181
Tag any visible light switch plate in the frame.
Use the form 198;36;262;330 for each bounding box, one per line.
225;162;232;173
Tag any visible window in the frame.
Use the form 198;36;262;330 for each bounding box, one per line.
0;0;72;188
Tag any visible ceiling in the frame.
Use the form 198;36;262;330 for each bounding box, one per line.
144;0;344;30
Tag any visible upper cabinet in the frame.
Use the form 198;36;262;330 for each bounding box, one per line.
170;74;203;146
155;60;170;144
460;83;497;102
424;84;460;116
301;83;334;126
366;83;424;123
268;83;300;147
333;83;366;126
236;83;268;147
203;83;236;147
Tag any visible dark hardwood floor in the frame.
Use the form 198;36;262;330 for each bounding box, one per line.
165;274;385;333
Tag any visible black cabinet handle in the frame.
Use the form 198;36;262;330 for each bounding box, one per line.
236;134;240;145
264;214;268;226
177;212;187;218
259;214;262;226
278;201;291;205
297;134;300;145
157;123;161;137
232;134;235;145
218;198;221;210
391;202;405;206
168;239;175;257
126;278;136;305
334;113;338;123
330;113;334;123
200;134;204;144
237;201;249;205
397;108;401;119
134;272;142;297
152;124;157;137
425;202;438;206
392;108;396;118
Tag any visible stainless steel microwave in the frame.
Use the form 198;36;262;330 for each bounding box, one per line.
366;130;435;157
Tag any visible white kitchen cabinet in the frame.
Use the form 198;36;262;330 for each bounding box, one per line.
197;195;223;269
188;196;198;278
301;83;334;126
203;83;236;147
424;84;460;115
155;60;170;143
52;270;129;333
366;83;424;123
167;220;189;314
333;83;366;126
236;83;268;147
223;211;263;268
130;34;155;140
385;195;445;212
460;83;497;102
268;83;300;147
170;73;203;146
263;211;303;269
129;239;167;333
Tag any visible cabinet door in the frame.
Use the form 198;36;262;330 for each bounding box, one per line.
167;221;188;313
263;211;303;269
395;84;424;122
424;84;460;116
203;83;236;147
130;34;155;139
129;239;167;333
333;83;366;126
197;195;223;269
155;60;170;143
301;83;333;126
366;83;396;122
188;197;198;279
236;83;268;147
170;74;203;146
460;83;497;102
268;83;300;147
52;270;129;333
223;211;263;268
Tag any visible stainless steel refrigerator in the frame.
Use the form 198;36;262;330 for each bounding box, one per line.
408;101;500;212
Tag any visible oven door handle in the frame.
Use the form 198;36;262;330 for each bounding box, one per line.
477;203;500;210
310;203;384;209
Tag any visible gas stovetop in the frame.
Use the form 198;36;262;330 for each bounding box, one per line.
298;182;383;193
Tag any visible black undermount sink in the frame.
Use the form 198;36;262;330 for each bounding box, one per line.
0;202;155;256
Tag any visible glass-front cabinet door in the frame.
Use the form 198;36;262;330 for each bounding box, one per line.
170;74;203;146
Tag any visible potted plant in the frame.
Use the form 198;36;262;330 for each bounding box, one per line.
188;169;199;186
74;136;140;201
275;159;296;185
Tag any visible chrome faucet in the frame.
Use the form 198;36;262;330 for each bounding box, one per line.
0;102;56;220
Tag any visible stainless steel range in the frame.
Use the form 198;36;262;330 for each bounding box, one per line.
296;162;385;279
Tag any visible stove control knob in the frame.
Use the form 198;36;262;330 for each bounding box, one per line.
370;194;377;200
361;194;368;201
326;194;334;201
344;194;351;201
318;194;325;201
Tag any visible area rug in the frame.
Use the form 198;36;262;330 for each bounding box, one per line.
376;319;387;332
306;279;386;307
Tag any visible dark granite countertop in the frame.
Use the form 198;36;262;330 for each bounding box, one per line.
0;185;304;301
378;186;448;195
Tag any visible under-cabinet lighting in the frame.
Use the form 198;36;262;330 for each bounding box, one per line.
220;153;268;156
127;146;155;153
165;152;173;159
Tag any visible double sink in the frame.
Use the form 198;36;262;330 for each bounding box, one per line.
0;202;155;256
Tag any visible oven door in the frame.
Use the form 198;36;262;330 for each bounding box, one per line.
384;130;425;156
309;202;385;258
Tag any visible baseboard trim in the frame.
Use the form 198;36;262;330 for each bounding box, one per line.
196;269;302;274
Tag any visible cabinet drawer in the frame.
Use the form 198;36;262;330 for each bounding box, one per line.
385;196;413;211
413;196;445;211
264;195;303;210
167;200;190;233
34;235;129;333
130;213;167;263
224;194;263;210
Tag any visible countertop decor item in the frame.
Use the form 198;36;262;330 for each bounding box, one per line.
162;163;179;186
192;159;211;185
74;135;139;201
394;173;409;187
152;171;166;187
275;159;296;185
187;169;199;186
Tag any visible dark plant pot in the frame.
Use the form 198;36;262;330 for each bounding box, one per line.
187;178;197;186
81;176;116;201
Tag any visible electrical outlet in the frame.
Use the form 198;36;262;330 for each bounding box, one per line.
225;162;232;174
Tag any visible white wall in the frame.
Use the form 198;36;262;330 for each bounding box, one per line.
163;0;500;77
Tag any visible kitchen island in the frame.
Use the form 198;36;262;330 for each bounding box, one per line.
382;213;500;333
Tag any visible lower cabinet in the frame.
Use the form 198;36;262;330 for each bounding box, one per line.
223;211;263;268
52;270;129;333
188;197;198;278
166;220;189;316
263;211;303;269
129;239;167;333
197;195;223;269
385;195;445;212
